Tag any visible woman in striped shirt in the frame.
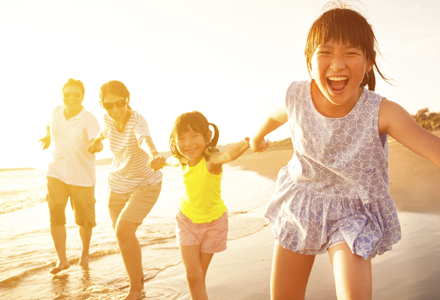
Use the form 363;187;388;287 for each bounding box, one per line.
89;80;165;300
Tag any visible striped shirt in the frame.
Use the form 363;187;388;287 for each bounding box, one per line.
103;111;162;193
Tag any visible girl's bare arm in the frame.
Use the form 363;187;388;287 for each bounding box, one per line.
250;101;288;152
379;99;440;168
208;138;250;166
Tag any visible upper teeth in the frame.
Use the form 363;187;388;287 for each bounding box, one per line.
328;76;348;81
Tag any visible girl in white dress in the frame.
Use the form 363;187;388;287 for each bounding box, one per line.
250;4;440;300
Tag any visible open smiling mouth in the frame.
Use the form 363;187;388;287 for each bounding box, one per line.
327;76;348;92
185;148;198;155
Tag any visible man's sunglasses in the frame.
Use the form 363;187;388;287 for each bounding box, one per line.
100;98;127;110
63;92;82;98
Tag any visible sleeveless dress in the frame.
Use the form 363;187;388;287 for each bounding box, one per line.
264;81;401;259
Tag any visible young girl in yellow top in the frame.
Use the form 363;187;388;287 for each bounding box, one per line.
157;111;250;300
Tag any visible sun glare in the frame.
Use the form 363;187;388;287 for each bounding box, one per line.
1;1;440;169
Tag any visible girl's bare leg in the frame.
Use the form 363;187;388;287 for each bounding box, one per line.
328;243;372;300
180;245;214;300
115;219;143;300
200;252;214;287
271;243;315;300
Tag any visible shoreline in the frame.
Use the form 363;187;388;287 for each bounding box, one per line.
0;167;34;172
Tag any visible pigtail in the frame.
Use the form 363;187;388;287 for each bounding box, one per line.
203;123;220;161
361;69;376;91
368;69;376;91
207;123;219;147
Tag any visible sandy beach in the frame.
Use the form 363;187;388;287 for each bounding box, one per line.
145;142;440;299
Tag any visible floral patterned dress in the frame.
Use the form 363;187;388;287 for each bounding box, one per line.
264;81;401;259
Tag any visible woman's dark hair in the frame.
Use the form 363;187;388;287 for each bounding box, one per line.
169;111;219;157
304;3;392;91
99;80;132;109
99;80;130;101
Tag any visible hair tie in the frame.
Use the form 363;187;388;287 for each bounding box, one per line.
204;146;219;160
173;153;188;166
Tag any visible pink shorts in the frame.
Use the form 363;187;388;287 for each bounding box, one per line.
176;209;228;254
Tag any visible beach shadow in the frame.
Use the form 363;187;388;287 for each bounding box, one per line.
80;268;92;293
49;267;97;299
51;273;70;299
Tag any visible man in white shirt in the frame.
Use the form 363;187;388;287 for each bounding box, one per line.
39;78;100;274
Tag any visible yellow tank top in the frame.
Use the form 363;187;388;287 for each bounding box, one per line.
180;156;226;223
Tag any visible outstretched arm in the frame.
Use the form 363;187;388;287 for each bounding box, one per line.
250;101;288;152
38;125;51;150
379;99;440;168
141;136;166;171
208;138;250;166
88;131;106;154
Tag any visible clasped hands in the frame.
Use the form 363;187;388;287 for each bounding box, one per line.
250;138;269;154
148;154;166;171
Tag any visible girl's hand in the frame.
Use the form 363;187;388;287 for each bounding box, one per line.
250;138;269;153
88;139;103;154
148;154;166;171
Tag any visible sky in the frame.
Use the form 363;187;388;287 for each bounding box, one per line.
1;0;439;169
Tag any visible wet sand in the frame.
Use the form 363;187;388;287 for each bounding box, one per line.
145;142;440;299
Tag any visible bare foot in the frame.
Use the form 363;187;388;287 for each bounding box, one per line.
122;290;144;300
79;255;89;269
50;262;70;274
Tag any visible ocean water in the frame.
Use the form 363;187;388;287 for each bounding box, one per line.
0;164;275;299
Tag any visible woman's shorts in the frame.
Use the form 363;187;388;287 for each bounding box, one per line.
176;209;228;254
46;176;96;227
108;183;162;228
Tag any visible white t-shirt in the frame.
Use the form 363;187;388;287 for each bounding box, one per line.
103;111;162;194
47;105;100;187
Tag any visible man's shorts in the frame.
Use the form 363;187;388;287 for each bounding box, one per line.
176;209;228;254
108;183;162;228
46;176;96;227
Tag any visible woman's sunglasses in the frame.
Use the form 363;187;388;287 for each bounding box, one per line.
100;98;127;110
